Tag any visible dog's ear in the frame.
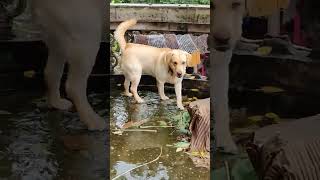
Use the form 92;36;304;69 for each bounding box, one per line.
165;51;173;64
246;0;290;17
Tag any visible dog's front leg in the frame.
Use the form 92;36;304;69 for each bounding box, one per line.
211;50;238;154
157;80;169;100
174;82;184;110
45;50;73;110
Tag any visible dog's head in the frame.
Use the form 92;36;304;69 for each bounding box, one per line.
210;0;246;52
165;50;192;79
211;0;289;52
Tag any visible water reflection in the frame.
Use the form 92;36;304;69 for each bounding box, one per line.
110;91;209;180
0;92;108;180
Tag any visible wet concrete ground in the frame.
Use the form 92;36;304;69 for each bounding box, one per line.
0;87;209;180
110;90;209;180
0;90;108;180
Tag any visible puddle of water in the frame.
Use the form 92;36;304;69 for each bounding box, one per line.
110;90;209;180
0;90;108;180
0;88;209;180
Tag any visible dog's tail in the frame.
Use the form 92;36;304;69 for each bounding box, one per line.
114;19;137;52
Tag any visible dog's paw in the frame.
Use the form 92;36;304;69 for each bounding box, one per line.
161;96;170;100
136;98;145;103
49;98;73;110
124;92;133;97
86;114;107;131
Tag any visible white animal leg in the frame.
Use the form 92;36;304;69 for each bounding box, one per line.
211;50;238;154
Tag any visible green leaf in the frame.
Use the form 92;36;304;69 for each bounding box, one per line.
158;121;168;126
265;112;281;123
173;141;190;148
24;70;36;78
265;112;279;119
258;86;285;93
248;115;263;123
169;111;191;134
257;46;272;56
190;88;199;92
182;111;191;123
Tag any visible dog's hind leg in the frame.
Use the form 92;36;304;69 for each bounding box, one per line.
123;78;133;97
44;45;73;110
130;74;144;103
65;43;106;130
31;0;106;131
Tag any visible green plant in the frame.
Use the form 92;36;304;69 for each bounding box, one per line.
110;34;120;54
169;111;191;134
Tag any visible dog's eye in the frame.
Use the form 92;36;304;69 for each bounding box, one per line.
182;62;186;65
232;2;241;9
174;62;178;65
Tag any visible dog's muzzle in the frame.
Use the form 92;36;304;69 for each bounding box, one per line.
214;46;230;52
213;37;231;52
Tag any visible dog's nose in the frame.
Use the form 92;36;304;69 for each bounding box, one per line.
213;36;230;45
212;33;230;46
177;72;182;78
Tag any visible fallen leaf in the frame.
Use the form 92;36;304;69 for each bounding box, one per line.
24;70;36;78
248;115;263;122
248;113;280;126
184;74;195;80
158;121;168;126
265;112;279;119
258;86;285;93
122;119;148;129
174;141;190;149
112;130;123;135
183;101;191;105
265;112;280;123
190;151;209;158
257;46;272;56
176;148;183;152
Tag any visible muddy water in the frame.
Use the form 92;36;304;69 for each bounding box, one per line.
110;90;209;180
0;90;108;179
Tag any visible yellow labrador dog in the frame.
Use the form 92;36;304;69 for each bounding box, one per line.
211;0;288;153
31;0;106;130
114;19;193;110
